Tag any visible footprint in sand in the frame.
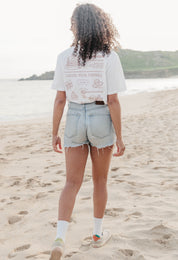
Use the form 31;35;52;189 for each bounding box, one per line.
48;190;55;193
8;252;17;258
111;174;119;179
129;211;142;217
149;224;176;241
126;154;132;159
26;250;50;258
155;238;170;246
35;192;47;199
153;166;167;170
150;224;174;235
114;179;125;183
40;182;52;187
0;198;6;202
49;220;57;227
45;164;60;169
81;196;91;200
10;196;20;200
80;235;92;248
14;244;30;252
56;170;65;175
105;207;125;217
143;193;152;197
40;209;49;213
26;178;39;188
10;180;21;186
24;253;37;258
127;181;136;186
133;192;142;195
64;249;80;257
116;249;145;259
163;234;172;240
44;149;52;152
111;167;119;171
0;158;8;164
40;250;50;255
52;179;61;183
119;249;135;256
18;210;28;215
8;215;22;224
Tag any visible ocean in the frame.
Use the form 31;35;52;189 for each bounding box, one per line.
0;78;178;122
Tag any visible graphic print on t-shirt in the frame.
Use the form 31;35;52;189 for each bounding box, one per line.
63;52;106;104
51;46;127;104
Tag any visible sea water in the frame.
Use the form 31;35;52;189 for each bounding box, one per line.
0;78;178;122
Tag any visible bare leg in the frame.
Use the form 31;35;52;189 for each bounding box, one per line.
58;144;89;221
90;144;114;218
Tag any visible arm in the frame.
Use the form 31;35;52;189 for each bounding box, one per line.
52;90;66;153
107;93;125;156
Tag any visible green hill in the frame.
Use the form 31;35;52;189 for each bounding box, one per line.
118;49;178;78
19;49;178;80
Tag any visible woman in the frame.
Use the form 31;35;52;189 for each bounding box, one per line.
49;3;126;259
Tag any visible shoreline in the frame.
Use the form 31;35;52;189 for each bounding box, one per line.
1;88;177;126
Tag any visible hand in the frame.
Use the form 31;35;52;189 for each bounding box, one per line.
52;135;63;153
113;138;125;157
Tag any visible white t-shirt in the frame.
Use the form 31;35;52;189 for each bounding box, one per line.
51;46;127;104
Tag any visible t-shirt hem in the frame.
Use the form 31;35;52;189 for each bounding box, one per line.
107;89;126;95
50;84;65;91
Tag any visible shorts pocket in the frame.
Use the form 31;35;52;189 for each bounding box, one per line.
89;113;112;138
64;112;80;138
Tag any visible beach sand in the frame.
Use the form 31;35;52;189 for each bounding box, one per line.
0;89;178;259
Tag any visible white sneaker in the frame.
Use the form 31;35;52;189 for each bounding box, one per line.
49;237;65;260
91;229;112;248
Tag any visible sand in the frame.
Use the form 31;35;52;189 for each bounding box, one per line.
0;89;178;259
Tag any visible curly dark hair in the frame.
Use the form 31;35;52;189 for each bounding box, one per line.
70;3;121;66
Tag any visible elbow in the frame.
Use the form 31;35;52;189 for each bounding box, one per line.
107;99;120;107
108;100;119;106
107;93;120;106
54;98;66;106
54;91;66;106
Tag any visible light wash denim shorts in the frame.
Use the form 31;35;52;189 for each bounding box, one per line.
63;101;116;155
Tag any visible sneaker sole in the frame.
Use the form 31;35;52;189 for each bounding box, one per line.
49;246;63;260
91;230;112;248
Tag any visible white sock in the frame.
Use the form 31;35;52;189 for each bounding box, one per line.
55;220;70;242
93;217;103;237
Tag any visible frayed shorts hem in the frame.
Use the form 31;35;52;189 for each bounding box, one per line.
64;141;89;148
64;141;115;156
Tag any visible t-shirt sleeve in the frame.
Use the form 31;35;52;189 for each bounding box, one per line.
50;54;65;91
106;51;127;95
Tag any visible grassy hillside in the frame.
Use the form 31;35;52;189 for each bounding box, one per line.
19;49;178;80
118;49;178;78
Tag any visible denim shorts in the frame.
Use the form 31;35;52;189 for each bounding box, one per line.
63;101;116;155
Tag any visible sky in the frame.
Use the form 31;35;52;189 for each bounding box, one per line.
0;0;178;78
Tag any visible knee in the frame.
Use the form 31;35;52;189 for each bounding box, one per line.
93;178;107;188
65;180;81;193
